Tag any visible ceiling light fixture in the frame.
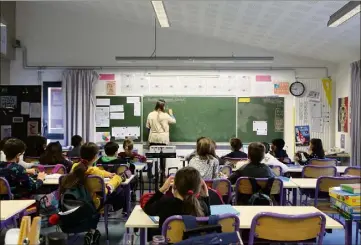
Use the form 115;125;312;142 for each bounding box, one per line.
327;1;361;27
151;1;170;28
115;56;274;64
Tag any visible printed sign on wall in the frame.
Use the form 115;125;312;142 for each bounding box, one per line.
338;97;348;132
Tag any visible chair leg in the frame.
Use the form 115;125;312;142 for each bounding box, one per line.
104;205;109;244
356;222;360;245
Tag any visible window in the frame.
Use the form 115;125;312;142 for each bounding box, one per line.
43;82;64;140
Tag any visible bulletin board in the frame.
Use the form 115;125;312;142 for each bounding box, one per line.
0;86;42;142
95;96;142;142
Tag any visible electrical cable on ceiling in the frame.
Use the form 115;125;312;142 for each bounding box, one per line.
150;17;157;57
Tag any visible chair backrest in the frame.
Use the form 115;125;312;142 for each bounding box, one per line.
0;177;13;199
223;158;248;168
162;214;240;244
344;166;361;176
205;179;232;204
33;165;67;174
268;165;282;176
116;164;129;175
23;157;40;163
219;165;232;177
248;212;326;245
96;164;128;175
302;166;337;178
309;159;337;166
235;177;283;205
68;157;81;163
281;157;292;164
314;176;361;206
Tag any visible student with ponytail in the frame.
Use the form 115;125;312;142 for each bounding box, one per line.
143;167;210;238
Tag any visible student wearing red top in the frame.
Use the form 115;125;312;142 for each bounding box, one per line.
118;139;146;174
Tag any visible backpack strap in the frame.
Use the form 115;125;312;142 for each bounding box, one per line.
263;178;275;196
182;215;198;230
207;215;219;226
249;178;261;193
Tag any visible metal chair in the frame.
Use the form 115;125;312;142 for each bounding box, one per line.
268;165;283;176
205;179;232;204
96;164;128;175
0;177;16;227
219;165;232;177
309;159;337;167
302;165;337;178
344;166;361;176
161;214;240;244
248;212;326;245
234;177;284;205
33;164;67;174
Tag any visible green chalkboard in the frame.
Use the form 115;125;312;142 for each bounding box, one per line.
143;96;237;142
96;96;142;142
237;97;284;143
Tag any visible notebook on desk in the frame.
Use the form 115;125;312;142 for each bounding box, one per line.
210;205;240;216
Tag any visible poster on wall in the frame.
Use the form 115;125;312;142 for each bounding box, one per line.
0;125;11;140
106;81;116;95
295;125;310;146
273;82;289;95
340;134;345;149
27;121;39;136
338;97;348;132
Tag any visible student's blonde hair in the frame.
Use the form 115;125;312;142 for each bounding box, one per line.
196;137;215;160
123;138;134;151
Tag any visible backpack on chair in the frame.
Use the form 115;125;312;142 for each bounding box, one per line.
58;185;101;233
248;178;274;206
174;215;241;245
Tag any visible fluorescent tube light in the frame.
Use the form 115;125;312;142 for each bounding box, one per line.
0;23;6;27
328;1;361;27
151;1;170;28
115;57;274;64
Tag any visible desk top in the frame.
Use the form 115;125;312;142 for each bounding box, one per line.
133;162;147;171
290;178;318;189
287;166;347;173
43;174;135;185
125;205;343;230
0;200;36;220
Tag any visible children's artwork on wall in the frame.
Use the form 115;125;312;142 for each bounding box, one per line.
338;97;348;132
0;125;11;140
27;121;39;136
106;81;116;95
295;125;310;146
340;134;345;149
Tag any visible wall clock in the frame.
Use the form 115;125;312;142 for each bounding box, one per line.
289;81;305;97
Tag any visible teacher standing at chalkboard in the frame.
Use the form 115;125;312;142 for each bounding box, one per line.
146;99;176;184
146;99;176;145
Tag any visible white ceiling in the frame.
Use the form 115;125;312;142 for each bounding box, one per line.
39;0;361;62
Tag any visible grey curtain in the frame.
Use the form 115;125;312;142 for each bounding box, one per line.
351;60;361;166
62;70;98;145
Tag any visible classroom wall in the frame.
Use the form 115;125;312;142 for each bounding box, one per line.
0;1;16;60
0;60;10;85
334;62;352;153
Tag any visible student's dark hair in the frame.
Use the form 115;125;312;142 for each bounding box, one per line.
104;141;119;156
71;135;83;147
80;142;99;162
39;141;65;164
3;138;26;160
174;167;204;217
154;99;166;112
196;137;215;161
262;142;270;153
59;163;87;194
24;136;47;157
310;138;325;158
230;138;243;151
248;142;265;164
0;137;12;151
271;138;285;150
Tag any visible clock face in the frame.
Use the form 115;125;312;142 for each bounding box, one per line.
290;82;305;96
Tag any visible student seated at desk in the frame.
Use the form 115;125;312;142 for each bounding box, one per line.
118;139;147;173
24;135;47;158
0;138;46;198
228;142;275;185
143;167;210;239
189;137;219;179
39;142;73;172
269;138;289;162
295;138;325;165
184;137;205;162
97;141;124;167
262;142;289;173
67;135;83;158
221;138;248;159
0;137;36;172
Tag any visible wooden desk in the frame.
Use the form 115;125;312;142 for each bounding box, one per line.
290;178;318;189
125;205;343;245
1;200;36;227
287;166;347;174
